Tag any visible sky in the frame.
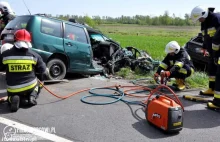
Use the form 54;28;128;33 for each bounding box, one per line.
4;0;220;18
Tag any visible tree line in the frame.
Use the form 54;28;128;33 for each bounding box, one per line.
50;11;199;27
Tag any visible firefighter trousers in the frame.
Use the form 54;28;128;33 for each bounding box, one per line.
169;66;194;80
7;82;42;104
213;57;220;106
207;56;217;90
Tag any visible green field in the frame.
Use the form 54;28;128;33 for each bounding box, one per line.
96;24;208;88
97;24;200;60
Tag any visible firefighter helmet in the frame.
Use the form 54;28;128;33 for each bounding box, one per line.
0;1;14;14
165;41;180;54
190;6;208;23
14;29;32;49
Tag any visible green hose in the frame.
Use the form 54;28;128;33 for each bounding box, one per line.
81;87;145;106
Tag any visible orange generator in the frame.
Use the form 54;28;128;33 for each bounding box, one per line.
145;95;183;133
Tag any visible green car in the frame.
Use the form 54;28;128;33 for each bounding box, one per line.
0;14;115;80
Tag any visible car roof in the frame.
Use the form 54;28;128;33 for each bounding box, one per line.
14;14;106;36
17;14;86;28
21;14;104;34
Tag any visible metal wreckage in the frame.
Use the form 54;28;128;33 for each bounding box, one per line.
91;38;160;77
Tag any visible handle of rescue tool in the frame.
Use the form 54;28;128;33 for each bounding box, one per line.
144;85;184;111
157;95;174;106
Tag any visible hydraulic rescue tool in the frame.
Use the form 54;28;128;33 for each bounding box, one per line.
183;95;210;103
183;95;220;110
144;72;184;133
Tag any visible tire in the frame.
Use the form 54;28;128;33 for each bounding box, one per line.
46;59;66;80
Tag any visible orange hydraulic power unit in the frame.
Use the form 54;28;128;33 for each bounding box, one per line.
145;95;183;133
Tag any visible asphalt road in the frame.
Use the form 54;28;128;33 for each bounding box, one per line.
0;72;220;142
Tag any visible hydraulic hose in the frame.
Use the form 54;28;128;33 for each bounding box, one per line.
39;80;184;108
81;87;125;105
81;86;148;105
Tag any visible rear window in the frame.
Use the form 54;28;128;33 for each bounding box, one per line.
5;16;31;30
41;18;62;38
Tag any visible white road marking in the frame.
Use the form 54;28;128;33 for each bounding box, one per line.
0;117;73;142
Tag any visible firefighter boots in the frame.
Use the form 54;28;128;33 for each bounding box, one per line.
29;96;37;106
10;95;20;112
199;88;214;96
175;79;186;91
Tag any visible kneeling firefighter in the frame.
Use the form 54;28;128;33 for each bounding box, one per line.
0;29;47;112
154;41;195;90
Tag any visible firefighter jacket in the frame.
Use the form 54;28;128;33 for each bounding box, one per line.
0;46;46;93
201;11;220;57
156;48;195;75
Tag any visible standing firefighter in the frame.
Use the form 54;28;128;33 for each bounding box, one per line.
0;1;15;33
154;41;195;91
190;6;220;99
0;29;47;112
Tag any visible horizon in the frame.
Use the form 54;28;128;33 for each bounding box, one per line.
4;0;220;19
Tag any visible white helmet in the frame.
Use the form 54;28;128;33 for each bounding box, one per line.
0;43;13;54
165;41;180;54
190;6;208;23
0;1;14;14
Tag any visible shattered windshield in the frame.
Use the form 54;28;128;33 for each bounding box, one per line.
90;33;106;42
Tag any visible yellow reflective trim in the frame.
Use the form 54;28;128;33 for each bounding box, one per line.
3;60;37;65
214;94;220;99
8;96;11;103
178;68;187;74
7;81;37;93
214;91;220;95
193;14;200;19
170;61;174;66
201;30;204;35
190;68;194;76
209;76;215;82
175;61;183;68
34;86;39;92
212;44;220;51
173;122;182;126
159;62;168;70
208;28;216;37
8;64;32;72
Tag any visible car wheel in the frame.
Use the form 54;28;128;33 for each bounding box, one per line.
46;59;66;80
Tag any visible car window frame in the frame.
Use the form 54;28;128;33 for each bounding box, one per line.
64;23;89;44
40;18;62;38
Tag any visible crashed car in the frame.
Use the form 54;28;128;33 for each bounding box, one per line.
92;42;160;76
184;33;209;69
0;14;159;80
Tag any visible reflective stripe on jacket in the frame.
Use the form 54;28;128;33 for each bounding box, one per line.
0;46;46;93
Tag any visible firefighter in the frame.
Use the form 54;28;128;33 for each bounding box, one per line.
0;1;15;32
190;6;220;97
154;41;195;91
0;29;47;112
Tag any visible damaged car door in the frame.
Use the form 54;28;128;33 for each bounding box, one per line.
64;23;92;69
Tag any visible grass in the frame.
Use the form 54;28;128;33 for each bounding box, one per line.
98;24;200;60
97;24;208;88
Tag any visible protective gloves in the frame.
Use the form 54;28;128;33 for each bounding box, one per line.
160;71;171;78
